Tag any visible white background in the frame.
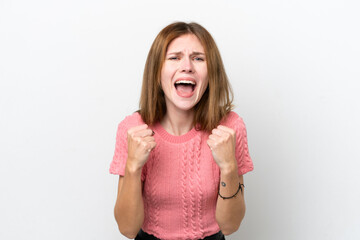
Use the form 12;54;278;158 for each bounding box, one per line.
1;0;360;239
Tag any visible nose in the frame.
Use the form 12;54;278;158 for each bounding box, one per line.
180;57;194;73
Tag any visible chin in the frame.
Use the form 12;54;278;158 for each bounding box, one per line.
168;93;201;112
176;104;195;111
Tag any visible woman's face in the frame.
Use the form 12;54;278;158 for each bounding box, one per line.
160;34;208;113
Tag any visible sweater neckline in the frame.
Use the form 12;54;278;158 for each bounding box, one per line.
153;122;199;143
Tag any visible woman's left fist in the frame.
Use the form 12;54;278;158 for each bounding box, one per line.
207;125;237;171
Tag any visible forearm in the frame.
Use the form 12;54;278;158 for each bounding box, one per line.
114;163;144;238
215;166;245;235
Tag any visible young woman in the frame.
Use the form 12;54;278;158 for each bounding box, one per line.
110;22;254;240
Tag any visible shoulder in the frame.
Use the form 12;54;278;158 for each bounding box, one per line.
117;111;145;131
220;111;245;129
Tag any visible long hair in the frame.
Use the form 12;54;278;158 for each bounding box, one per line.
139;22;233;132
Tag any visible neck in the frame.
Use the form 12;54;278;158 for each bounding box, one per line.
161;108;194;136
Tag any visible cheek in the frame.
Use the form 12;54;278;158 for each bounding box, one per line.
200;78;209;93
200;67;208;88
160;76;173;95
161;65;176;83
160;69;170;88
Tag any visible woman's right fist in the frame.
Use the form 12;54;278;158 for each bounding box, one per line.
126;124;156;171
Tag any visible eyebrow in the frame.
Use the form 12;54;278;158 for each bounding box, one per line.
167;51;205;56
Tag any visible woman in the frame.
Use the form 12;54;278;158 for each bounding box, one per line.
110;22;254;240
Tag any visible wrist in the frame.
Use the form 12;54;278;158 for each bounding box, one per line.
219;160;238;176
125;159;143;175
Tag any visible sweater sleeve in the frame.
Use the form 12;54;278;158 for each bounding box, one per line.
109;120;128;176
109;113;147;181
233;115;254;176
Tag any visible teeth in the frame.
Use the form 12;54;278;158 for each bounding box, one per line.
175;80;196;85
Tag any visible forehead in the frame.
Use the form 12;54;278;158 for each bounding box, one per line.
166;34;204;53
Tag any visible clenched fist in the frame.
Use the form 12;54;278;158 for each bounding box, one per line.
207;125;237;172
126;124;156;171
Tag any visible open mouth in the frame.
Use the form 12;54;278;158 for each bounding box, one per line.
174;80;196;97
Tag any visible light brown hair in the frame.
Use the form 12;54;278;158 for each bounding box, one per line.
139;22;233;132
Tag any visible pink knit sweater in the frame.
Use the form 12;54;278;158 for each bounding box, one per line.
110;111;253;240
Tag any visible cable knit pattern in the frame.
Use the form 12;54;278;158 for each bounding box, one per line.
109;111;254;240
181;143;189;234
194;134;204;237
188;139;197;238
144;144;160;236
